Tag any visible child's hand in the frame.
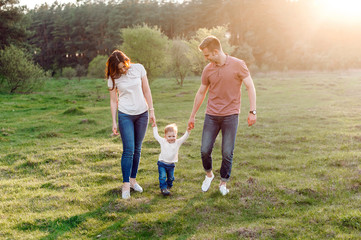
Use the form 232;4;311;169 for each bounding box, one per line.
187;126;192;132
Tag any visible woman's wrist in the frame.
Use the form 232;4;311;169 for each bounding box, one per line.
149;107;154;111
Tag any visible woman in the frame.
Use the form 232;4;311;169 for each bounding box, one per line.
106;50;156;199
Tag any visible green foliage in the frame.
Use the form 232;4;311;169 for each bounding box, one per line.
170;39;191;86
232;43;256;66
22;0;361;72
187;26;234;75
62;67;76;80
0;45;44;93
120;25;169;81
87;55;108;79
75;64;87;80
0;0;30;48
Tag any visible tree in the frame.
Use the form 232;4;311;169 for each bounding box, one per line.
232;43;256;66
0;45;45;93
170;39;191;86
0;0;30;49
87;55;108;79
119;25;169;81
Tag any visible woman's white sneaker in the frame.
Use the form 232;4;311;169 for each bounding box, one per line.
219;185;229;196
122;189;130;199
201;173;214;192
130;183;143;193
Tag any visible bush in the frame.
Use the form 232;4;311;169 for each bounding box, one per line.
170;39;191;86
119;25;169;81
62;67;76;80
87;55;108;79
75;64;87;80
0;45;44;93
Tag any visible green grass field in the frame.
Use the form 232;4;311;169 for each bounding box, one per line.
1;71;361;239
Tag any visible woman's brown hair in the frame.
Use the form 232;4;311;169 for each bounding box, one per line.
105;50;130;91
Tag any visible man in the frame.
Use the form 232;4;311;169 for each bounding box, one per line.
188;35;257;196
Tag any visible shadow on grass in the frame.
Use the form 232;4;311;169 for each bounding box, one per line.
16;186;271;239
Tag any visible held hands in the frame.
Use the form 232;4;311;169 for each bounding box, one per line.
188;116;195;131
149;110;156;127
247;113;257;126
187;125;192;132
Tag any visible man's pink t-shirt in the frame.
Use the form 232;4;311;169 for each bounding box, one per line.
201;55;250;116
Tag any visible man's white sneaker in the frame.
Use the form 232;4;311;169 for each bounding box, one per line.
201;173;214;192
219;185;229;196
130;183;143;193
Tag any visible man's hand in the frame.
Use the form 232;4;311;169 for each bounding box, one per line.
247;113;257;126
188;116;195;130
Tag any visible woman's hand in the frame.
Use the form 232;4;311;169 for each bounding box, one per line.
112;123;119;136
149;110;156;127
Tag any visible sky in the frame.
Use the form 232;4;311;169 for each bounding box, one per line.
18;0;185;10
19;0;77;9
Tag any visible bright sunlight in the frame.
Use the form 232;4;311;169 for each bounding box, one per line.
315;0;361;22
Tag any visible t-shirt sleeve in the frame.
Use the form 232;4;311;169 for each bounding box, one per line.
201;65;210;86
139;64;146;78
107;77;115;89
238;60;250;80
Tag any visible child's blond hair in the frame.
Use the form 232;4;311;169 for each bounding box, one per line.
164;123;178;135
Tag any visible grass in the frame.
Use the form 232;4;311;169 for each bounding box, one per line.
0;71;361;239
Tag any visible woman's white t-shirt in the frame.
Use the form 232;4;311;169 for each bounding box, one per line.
107;63;148;115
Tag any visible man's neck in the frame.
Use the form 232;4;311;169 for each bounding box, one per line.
215;52;227;66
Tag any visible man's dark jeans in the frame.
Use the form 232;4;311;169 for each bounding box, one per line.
201;113;239;182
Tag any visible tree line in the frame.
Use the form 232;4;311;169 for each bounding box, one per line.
1;0;361;92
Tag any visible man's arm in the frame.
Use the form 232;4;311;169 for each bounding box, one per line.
188;83;209;130
243;75;257;126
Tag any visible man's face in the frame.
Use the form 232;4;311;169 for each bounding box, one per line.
202;48;218;63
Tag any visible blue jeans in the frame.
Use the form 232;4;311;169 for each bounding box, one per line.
118;110;148;183
157;161;175;189
201;114;239;182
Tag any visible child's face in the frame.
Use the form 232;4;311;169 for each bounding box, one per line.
165;131;176;143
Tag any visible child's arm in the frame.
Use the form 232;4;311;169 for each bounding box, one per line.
153;126;163;143
177;129;190;145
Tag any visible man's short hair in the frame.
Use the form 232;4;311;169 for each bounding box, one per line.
199;36;221;51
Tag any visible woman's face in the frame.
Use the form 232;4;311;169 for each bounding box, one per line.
118;62;129;74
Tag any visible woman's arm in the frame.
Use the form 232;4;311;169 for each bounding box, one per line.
109;88;119;135
141;75;156;126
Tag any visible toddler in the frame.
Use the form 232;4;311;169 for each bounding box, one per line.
153;123;190;196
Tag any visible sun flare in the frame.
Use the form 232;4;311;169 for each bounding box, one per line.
315;0;361;22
